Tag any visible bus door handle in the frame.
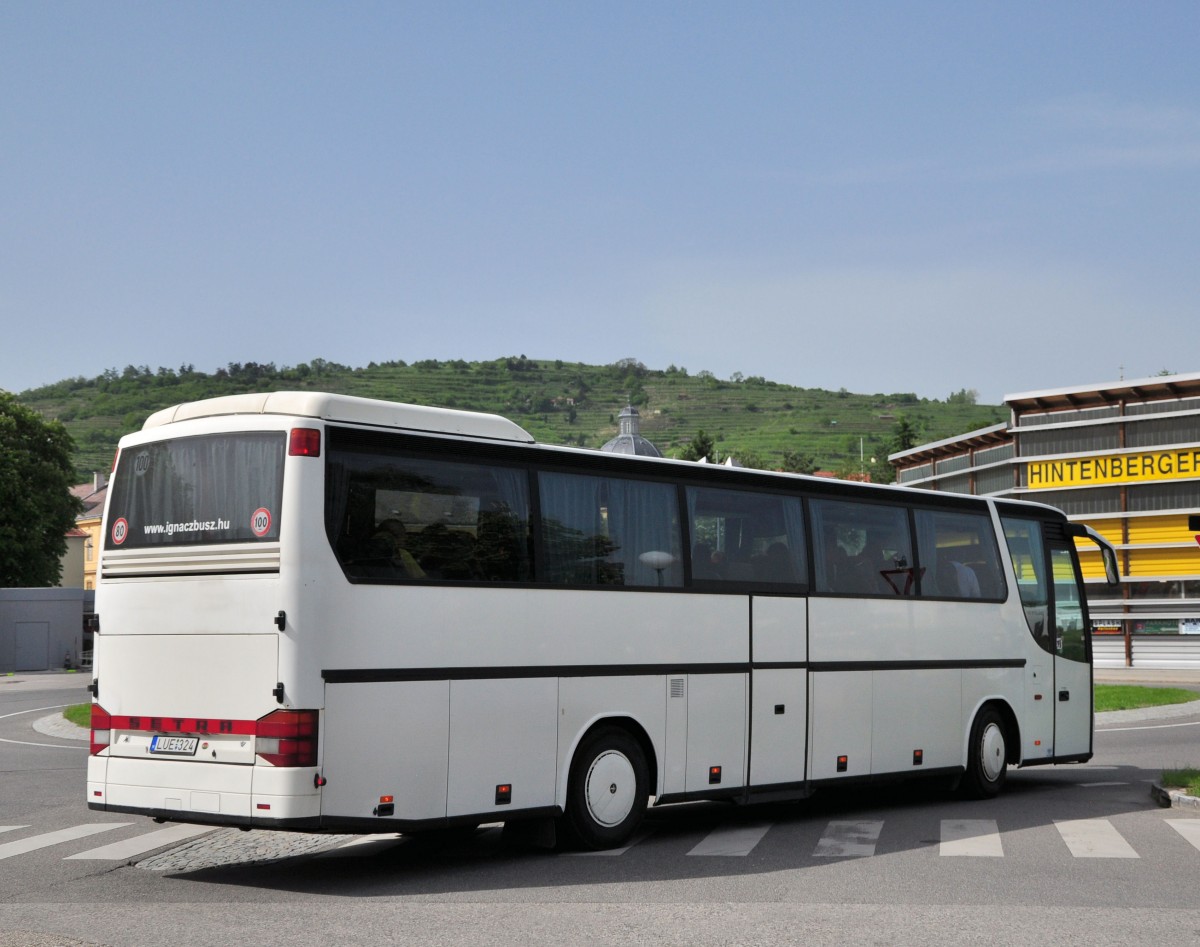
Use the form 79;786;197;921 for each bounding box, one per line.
1058;689;1070;702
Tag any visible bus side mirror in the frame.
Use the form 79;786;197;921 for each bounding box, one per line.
1085;529;1121;587
1100;545;1120;587
1068;523;1121;588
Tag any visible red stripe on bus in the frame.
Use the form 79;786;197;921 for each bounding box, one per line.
107;716;257;736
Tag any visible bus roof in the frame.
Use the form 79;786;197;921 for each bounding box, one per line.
141;391;536;443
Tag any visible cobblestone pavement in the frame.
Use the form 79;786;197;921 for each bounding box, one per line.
135;828;357;872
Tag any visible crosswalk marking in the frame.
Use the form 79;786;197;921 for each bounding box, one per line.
0;823;131;861
813;820;883;858
315;834;403;859
0;814;1194;866
687;822;772;857
567;828;653;857
1055;819;1140;858
940;819;1003;857
65;823;212;860
1166;820;1200;852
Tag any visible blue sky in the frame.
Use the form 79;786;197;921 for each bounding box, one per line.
3;2;1197;403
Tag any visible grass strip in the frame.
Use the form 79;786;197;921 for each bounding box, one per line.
62;703;91;728
1093;684;1200;713
1162;767;1200;797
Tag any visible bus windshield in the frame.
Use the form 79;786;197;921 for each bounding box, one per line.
104;432;286;549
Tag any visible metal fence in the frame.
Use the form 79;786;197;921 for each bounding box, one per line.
1093;635;1200;669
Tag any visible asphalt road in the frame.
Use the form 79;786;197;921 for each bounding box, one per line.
3;672;1200;947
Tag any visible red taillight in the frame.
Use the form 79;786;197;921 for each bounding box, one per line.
90;704;111;756
255;709;318;767
288;428;321;457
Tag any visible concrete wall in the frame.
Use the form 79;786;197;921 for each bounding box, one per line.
0;588;93;672
59;534;86;589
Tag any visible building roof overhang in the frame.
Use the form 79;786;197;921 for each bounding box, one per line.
889;421;1011;465
1005;371;1200;413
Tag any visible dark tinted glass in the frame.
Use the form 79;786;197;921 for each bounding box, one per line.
686;486;806;589
105;433;286;549
539;472;682;587
327;442;531;583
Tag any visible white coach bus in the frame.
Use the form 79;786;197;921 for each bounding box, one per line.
87;392;1118;849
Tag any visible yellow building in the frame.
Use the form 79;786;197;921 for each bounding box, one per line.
891;372;1200;664
67;474;108;590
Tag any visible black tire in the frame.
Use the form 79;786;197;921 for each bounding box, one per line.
563;726;649;850
963;707;1008;799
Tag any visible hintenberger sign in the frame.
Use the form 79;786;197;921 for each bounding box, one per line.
1027;448;1200;490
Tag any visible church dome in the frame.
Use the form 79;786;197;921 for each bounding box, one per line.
600;405;662;457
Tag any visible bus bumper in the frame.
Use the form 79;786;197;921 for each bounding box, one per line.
87;756;321;824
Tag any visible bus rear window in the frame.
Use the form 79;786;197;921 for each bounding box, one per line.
105;432;287;549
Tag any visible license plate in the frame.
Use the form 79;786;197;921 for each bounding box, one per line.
149;735;199;756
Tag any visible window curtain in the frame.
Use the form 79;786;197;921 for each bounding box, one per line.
539;472;681;587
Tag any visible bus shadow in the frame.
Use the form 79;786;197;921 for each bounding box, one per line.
160;762;1174;896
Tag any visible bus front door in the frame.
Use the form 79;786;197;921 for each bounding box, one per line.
1050;546;1092;759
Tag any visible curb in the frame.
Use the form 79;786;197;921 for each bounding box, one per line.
32;713;89;741
1150;782;1200;810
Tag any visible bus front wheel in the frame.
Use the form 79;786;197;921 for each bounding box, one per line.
564;726;649;850
963;707;1008;798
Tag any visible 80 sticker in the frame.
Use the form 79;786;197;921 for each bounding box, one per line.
111;517;129;545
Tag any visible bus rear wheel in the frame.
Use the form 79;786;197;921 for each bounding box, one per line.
963;707;1008;798
564;726;649;850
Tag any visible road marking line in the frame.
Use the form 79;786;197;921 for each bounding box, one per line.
0;824;132;861
813;821;883;858
314;834;404;859
940;819;1003;857
1055;819;1139;858
1166;820;1200;853
687;823;772;857
0;827;29;836
1080;782;1129;787
0;705;88;749
66;823;212;860
566;828;653;856
0;705;69;721
0;737;88;750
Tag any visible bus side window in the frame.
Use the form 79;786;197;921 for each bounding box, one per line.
812;499;913;596
326;439;532;584
538;472;682;588
685;487;806;589
914;509;1005;600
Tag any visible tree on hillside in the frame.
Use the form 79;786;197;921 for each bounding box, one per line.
678;429;715;463
0;393;84;587
890;416;922;455
780;449;817;475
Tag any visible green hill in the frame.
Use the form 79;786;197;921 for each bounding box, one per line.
16;357;1004;484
